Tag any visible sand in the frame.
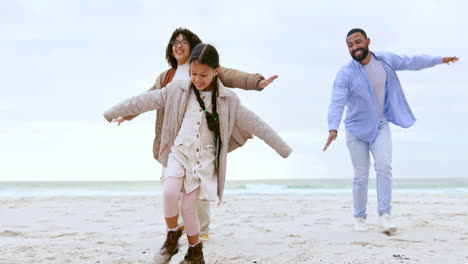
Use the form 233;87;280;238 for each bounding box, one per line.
1;193;467;264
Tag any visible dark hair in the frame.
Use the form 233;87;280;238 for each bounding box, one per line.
189;43;220;69
347;28;367;38
165;27;202;68
189;44;222;167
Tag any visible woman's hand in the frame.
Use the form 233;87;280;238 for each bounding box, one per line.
111;117;126;126
258;75;279;89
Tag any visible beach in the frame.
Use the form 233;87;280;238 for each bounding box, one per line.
1;192;467;264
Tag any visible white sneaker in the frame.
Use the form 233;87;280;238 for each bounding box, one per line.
354;217;368;231
379;213;397;233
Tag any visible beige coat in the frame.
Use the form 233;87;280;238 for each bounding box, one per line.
126;67;265;160
104;80;293;200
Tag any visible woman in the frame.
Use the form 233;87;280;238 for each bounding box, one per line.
104;43;292;264
114;28;278;239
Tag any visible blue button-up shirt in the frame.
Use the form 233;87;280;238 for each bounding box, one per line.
328;51;443;143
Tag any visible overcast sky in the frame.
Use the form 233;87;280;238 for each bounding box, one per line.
1;0;467;181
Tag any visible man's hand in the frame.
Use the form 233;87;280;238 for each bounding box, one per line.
111;117;126;126
443;57;459;64
323;130;338;152
258;75;279;89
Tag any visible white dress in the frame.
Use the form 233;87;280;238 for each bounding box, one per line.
163;90;218;202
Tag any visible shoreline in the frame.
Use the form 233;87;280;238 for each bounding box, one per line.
1;178;468;198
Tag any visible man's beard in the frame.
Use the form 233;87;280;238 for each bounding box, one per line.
351;46;369;62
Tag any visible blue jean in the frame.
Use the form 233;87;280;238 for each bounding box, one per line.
346;122;392;218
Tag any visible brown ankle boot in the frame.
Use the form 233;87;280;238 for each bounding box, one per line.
179;242;205;264
153;229;183;263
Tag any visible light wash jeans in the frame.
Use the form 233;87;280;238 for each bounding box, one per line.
346;122;392;218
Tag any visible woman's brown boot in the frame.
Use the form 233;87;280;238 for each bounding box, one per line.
153;228;183;264
179;242;205;264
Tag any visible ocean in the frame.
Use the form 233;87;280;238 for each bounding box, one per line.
0;178;467;197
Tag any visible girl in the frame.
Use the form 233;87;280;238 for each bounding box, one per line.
114;27;279;239
104;44;292;264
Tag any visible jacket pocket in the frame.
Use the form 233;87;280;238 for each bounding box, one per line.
174;137;193;148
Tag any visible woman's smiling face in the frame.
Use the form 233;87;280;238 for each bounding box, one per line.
171;34;191;65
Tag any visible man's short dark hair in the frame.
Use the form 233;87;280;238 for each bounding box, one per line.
347;28;367;38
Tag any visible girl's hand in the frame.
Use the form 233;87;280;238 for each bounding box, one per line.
111;117;126;126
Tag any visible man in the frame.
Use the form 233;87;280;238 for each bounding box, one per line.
323;28;458;233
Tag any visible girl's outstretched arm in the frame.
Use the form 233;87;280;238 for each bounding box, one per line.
103;88;167;122
235;104;292;158
120;70;167;123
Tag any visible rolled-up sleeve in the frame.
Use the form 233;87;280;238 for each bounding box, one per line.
387;53;443;71
218;66;265;91
328;70;350;131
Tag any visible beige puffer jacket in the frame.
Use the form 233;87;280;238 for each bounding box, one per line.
104;79;292;200
126;67;265;160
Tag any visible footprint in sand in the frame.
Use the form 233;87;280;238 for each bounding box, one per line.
314;218;333;225
117;208;137;212
105;213;119;217
390;238;423;243
0;230;23;237
351;241;369;246
50;232;78;238
383;230;397;236
400;213;414;217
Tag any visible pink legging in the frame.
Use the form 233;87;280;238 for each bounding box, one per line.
163;177;200;236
